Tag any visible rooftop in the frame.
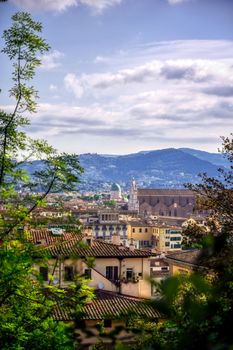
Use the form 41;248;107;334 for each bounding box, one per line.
54;290;161;321
46;239;154;258
166;249;202;266
29;229;155;258
138;189;194;196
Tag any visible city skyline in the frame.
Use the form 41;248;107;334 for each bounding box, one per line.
1;0;233;155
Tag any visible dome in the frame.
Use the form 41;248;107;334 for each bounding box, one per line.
111;183;121;192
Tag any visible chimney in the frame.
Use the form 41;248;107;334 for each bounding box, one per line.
112;232;121;245
129;238;135;251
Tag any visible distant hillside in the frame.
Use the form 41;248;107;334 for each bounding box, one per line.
179;148;229;168
23;148;226;192
78;148;224;191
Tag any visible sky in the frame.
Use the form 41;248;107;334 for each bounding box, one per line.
0;0;233;155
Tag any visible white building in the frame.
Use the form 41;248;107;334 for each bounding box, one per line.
128;178;139;212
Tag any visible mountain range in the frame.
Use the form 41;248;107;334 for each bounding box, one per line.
77;148;227;191
23;148;228;192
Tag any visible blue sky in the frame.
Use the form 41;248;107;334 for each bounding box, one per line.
1;0;233;155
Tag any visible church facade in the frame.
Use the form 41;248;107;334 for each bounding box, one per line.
138;188;195;218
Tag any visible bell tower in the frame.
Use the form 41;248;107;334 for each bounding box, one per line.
128;178;139;212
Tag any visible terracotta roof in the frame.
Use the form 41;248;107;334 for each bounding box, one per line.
166;249;202;266
129;221;153;227
46;238;154;258
29;229;154;258
28;229;81;246
54;290;161;321
138;189;194;196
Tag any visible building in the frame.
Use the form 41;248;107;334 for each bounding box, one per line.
31;229;154;299
152;226;183;252
54;289;162;349
165;249;203;275
110;183;122;200
127;220;182;252
138;189;196;218
128;221;153;249
84;209;129;244
150;255;170;297
128;179;139;212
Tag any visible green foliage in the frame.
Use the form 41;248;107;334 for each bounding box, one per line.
0;12;89;349
103;200;116;207
182;219;208;248
127;136;233;350
0;242;75;349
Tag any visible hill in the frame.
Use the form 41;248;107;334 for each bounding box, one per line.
23;148;225;192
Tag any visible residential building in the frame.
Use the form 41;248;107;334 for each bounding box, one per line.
85;209;129;244
128;221;153;248
165;249;203;275
54;289;162;349
152;226;182;252
31;229;154;299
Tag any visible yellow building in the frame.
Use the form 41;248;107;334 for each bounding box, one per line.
165;249;202;275
128;222;182;252
128;221;153;248
54;290;162;349
152;226;182;252
31;229;154;299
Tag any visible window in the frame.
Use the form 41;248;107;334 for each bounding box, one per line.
143;240;149;246
174;244;181;248
126;268;133;280
106;266;118;280
145;228;148;233
132;228;135;233
139;228;142;233
86;238;91;246
39;266;48;281
139;240;144;247
165;242;170;247
64;266;74;281
104;319;112;328
84;268;92;279
170;236;179;241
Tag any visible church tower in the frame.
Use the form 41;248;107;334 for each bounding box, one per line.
128;178;139;212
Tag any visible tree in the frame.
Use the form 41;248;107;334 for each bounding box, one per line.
119;136;233;350
181;218;208;248
0;12;87;349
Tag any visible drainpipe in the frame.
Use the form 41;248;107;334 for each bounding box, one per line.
119;258;123;295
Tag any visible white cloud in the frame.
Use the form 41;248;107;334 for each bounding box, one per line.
64;73;84;98
65;58;233;95
40;50;64;70
49;84;58;91
167;0;189;4
78;0;122;13
10;0;77;12
3;40;232;154
94;55;110;63
10;0;123;13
